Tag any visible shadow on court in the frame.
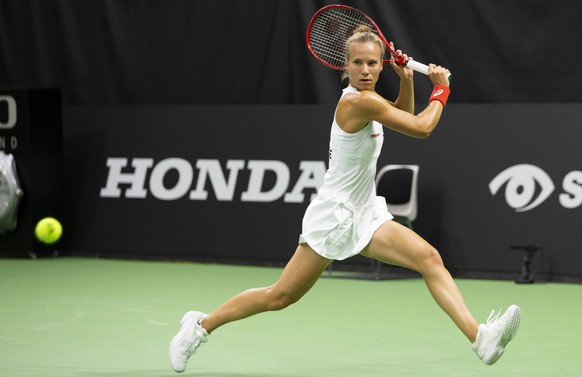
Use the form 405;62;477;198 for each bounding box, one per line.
74;371;312;377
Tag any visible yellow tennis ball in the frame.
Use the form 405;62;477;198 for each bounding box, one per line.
35;217;63;244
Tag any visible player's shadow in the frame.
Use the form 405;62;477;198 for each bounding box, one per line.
78;370;313;377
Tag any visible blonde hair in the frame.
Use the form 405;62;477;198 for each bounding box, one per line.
341;25;385;84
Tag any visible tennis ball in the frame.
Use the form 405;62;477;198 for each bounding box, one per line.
35;217;63;244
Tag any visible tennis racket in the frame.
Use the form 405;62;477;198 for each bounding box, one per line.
306;4;435;77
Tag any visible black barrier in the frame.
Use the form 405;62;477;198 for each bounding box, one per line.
63;104;582;282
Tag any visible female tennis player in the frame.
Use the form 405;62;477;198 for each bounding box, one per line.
170;26;520;372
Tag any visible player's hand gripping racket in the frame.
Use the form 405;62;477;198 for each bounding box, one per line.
306;4;443;78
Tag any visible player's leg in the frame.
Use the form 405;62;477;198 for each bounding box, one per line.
361;220;521;365
360;220;479;342
170;243;331;372
201;243;332;333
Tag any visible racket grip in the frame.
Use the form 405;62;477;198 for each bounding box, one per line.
406;60;452;81
405;60;429;75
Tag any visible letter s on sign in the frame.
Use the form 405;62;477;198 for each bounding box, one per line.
559;170;582;209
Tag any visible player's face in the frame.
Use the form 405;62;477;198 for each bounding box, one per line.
346;42;383;91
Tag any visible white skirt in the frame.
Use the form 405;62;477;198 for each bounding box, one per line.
298;195;393;260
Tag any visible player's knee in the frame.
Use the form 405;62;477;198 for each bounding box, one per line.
417;246;444;274
266;291;299;311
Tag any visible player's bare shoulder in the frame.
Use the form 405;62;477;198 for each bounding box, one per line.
339;90;387;116
335;89;357;119
337;90;385;132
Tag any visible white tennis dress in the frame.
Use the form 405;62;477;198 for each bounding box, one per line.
299;85;393;260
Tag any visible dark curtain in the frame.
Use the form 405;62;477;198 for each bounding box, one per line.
1;0;581;105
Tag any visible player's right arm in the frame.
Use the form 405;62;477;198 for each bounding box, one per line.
339;65;451;138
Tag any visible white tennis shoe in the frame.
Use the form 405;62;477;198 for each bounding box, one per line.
169;311;209;373
472;305;521;365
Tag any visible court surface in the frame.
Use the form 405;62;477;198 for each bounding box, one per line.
1;257;580;376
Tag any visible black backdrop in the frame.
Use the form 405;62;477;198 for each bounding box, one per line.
1;0;582;105
2;1;582;282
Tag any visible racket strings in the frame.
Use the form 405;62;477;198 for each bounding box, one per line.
309;8;375;69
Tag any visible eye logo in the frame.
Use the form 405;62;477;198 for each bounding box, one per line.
489;164;555;212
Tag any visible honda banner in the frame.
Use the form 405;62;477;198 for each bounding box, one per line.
63;104;582;282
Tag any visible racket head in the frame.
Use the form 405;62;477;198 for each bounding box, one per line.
306;4;404;70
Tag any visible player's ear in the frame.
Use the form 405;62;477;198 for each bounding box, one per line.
341;68;349;85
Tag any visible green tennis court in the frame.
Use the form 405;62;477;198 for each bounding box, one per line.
1;257;580;376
